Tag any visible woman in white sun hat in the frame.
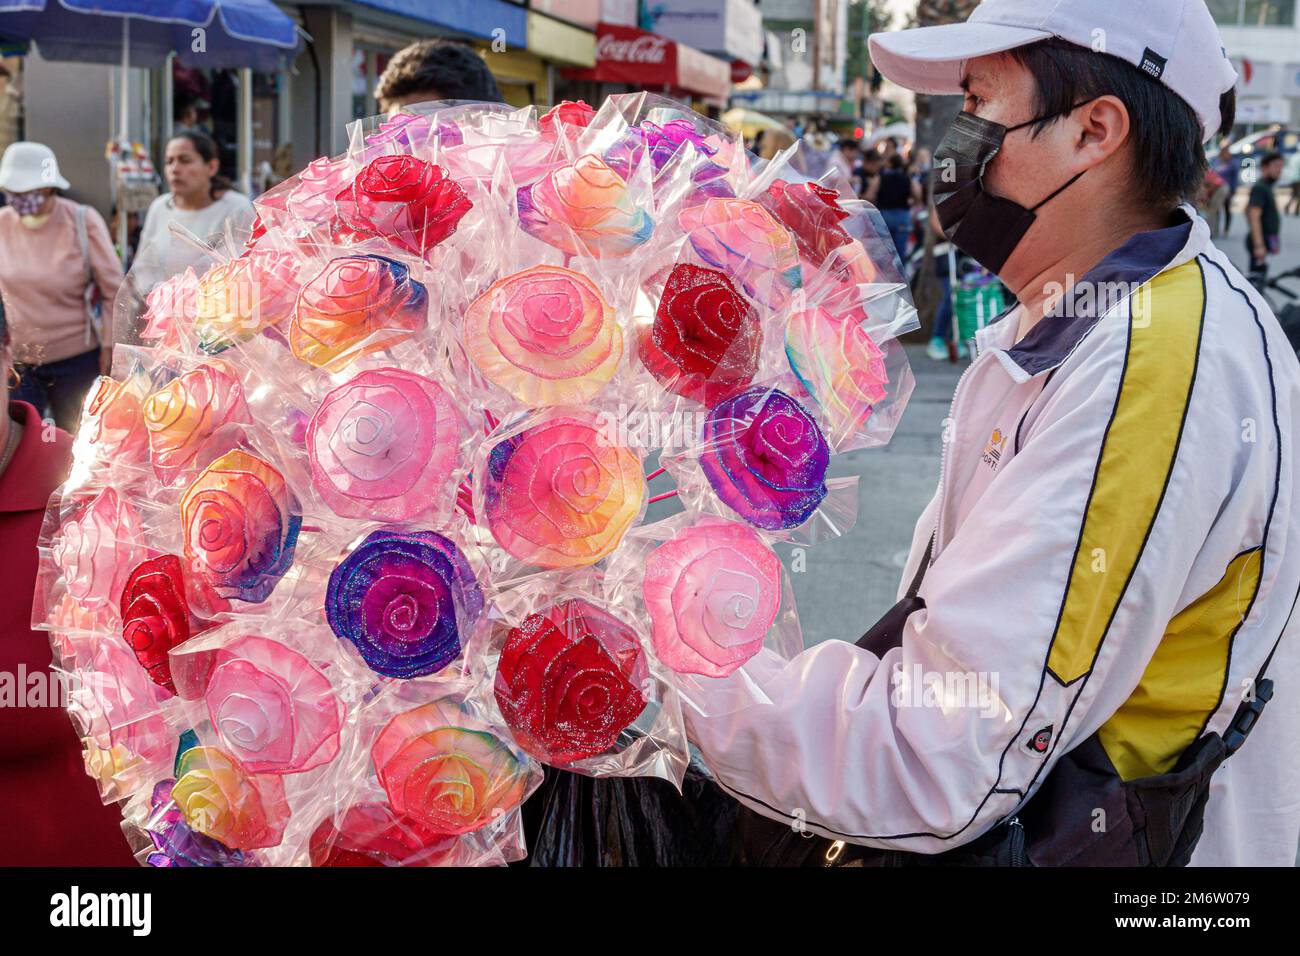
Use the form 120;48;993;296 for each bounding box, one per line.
0;141;124;431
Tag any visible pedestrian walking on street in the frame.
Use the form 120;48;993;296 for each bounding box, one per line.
1246;151;1285;292
1212;142;1240;235
133;131;254;293
869;153;922;263
0;142;122;431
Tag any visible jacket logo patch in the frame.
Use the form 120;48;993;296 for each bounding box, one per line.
981;428;1009;470
1028;725;1053;754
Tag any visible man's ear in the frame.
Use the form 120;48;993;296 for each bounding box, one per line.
1075;94;1130;168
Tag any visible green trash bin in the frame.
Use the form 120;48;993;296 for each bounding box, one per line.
948;249;1006;351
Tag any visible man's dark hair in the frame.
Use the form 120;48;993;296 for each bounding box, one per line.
1007;38;1237;211
375;39;504;107
1259;151;1285;167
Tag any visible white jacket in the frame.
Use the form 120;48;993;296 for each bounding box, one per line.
683;208;1300;863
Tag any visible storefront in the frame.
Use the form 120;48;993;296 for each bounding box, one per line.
559;22;731;116
641;0;765;81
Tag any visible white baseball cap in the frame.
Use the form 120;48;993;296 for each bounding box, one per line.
0;141;70;193
868;0;1237;142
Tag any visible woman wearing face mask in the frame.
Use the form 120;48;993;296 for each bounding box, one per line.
0;142;124;432
0;292;136;866
133;131;254;291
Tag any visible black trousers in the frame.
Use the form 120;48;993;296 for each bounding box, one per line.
11;348;99;432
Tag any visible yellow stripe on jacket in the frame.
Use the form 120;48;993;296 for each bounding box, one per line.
1047;259;1206;686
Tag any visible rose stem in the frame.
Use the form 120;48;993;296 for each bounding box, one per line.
644;466;667;482
647;490;678;504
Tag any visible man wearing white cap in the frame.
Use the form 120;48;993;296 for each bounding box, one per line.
682;0;1300;866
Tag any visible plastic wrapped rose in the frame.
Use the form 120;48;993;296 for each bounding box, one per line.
483;414;645;569
786;307;889;448
637;262;761;405
193;249;304;354
145;779;251;867
308;368;461;522
679;197;802;308
197;635;343;774
143;359;251;483
289;255;428;371
53;487;143;611
140;267;199;349
120;554;228;694
81;370;150;464
700;386;829;530
308;803;458;867
372;700;531;835
180;449;301;604
326;529;484;679
465;265;622;406
642;518;781;677
494;599;647;765
605;119;732;201
332;154;472;258
359;112;434;163
758;179;853;269
538;100;595;146
517;153;653;258
71;637;172;779
170;746;290;850
278;155;355;228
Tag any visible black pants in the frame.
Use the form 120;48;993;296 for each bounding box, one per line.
11;348;99;432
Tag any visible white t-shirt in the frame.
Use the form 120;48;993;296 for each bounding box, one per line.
132;189;255;292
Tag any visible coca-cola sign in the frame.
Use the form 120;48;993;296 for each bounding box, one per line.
597;32;670;64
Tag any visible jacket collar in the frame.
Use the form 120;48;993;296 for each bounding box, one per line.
976;205;1208;382
0;400;72;513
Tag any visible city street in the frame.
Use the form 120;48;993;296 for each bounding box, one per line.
791;199;1300;644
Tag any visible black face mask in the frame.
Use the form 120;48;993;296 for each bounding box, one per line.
931;105;1090;275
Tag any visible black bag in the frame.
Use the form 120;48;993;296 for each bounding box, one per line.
519;762;740;867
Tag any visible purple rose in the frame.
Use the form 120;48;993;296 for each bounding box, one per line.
326;529;484;678
700;386;829;530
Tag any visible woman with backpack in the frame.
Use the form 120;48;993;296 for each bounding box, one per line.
0;142;123;431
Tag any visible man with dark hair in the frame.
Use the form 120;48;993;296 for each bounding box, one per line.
1246;151;1285;291
682;0;1300;867
374;39;504;113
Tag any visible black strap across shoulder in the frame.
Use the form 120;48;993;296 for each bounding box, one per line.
740;534;1283;867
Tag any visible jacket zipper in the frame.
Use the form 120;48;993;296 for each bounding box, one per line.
1008;816;1027;867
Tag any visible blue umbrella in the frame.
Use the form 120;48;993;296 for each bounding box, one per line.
0;0;301;72
0;0;303;256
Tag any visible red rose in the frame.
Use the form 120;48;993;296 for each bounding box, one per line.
637;263;762;405
494;599;647;766
333;155;472;258
539;100;595;141
120;554;225;694
758;179;852;266
308;803;458;867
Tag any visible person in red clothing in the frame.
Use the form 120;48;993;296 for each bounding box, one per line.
0;291;136;866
